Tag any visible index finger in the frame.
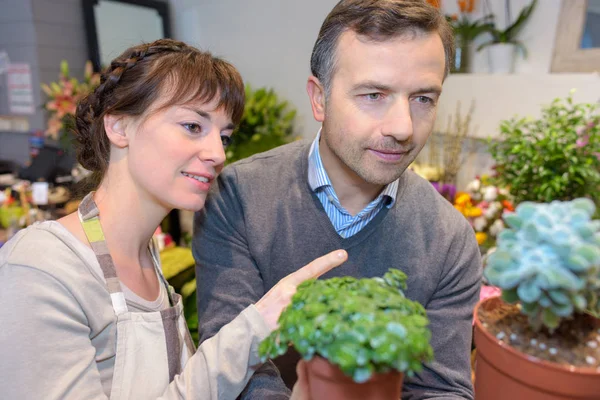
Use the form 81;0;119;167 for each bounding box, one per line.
286;250;348;286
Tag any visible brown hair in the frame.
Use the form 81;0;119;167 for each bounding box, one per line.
75;39;244;188
310;0;455;95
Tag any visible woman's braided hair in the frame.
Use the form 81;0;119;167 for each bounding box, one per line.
75;38;244;188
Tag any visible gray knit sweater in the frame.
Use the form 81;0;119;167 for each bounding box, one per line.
194;140;482;400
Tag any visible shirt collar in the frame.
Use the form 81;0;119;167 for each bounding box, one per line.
307;129;399;208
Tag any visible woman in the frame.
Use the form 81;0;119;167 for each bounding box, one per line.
0;39;347;399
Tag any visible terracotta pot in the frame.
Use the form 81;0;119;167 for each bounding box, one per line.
474;296;600;399
306;356;403;400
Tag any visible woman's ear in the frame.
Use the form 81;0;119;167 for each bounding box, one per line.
104;114;129;148
306;76;326;123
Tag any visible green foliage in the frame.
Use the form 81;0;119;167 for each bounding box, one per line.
259;269;433;383
484;198;600;332
488;93;600;213
181;279;199;346
446;14;494;44
226;85;297;164
477;0;537;57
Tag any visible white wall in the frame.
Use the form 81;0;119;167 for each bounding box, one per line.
172;0;339;137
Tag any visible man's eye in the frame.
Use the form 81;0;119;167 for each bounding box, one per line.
416;96;434;105
183;123;202;134
365;93;382;101
221;135;233;148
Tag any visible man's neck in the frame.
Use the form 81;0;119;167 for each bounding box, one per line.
318;144;384;216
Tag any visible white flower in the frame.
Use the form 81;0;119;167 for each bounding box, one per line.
489;219;505;237
466;179;481;194
499;188;509;196
484;202;502;219
483;186;498;202
473;217;487;232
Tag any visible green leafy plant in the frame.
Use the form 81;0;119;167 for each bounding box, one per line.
259;269;433;383
489;93;600;213
485;198;600;332
477;0;537;57
226;85;297;164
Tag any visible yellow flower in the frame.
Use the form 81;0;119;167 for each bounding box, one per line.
465;207;482;218
455;192;472;206
475;232;488;245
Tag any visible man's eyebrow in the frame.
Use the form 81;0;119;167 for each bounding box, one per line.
351;81;394;92
350;81;442;96
414;86;442;96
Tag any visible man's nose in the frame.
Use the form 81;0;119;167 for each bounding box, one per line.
381;98;413;142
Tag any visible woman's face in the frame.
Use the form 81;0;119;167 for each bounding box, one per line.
125;96;234;212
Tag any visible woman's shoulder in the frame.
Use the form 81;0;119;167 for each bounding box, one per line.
0;221;104;287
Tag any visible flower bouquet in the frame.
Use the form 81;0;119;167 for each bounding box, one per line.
41;60;100;153
454;175;514;252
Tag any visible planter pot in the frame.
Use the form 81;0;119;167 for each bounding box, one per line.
306;356;402;400
487;43;515;74
474;296;600;399
452;36;472;74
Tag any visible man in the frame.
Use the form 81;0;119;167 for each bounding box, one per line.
194;1;481;399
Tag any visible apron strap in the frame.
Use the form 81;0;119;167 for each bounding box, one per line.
78;193;177;313
78;193;129;315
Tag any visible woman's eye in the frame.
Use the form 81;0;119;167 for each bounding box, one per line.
182;123;202;134
221;135;233;148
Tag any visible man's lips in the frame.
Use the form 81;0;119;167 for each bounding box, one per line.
368;148;410;161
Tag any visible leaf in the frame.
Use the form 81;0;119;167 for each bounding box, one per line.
541;308;560;331
517;279;542;303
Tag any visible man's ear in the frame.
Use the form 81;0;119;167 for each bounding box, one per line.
103;114;129;148
306;76;326;123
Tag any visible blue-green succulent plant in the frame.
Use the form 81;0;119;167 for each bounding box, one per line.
258;269;433;383
485;198;600;332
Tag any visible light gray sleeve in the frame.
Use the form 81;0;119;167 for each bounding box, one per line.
0;263;110;400
161;305;271;399
0;262;270;400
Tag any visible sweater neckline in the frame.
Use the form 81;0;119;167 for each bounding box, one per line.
298;142;409;248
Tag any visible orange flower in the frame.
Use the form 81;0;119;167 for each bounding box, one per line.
426;0;441;8
458;0;475;13
467;0;475;12
502;200;515;212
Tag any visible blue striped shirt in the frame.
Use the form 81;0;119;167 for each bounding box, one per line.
307;131;399;238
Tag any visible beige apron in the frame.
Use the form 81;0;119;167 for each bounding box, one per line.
79;193;196;399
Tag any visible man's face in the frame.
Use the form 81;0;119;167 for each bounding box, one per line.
313;30;446;187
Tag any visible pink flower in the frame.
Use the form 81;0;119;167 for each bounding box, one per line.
576;136;589;147
595;152;600;161
45;117;62;139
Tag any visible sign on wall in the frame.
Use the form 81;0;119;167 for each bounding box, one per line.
6;63;35;115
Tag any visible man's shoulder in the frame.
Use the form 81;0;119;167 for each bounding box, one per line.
224;140;309;176
216;140;311;192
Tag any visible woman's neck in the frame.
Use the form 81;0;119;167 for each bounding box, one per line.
93;177;169;263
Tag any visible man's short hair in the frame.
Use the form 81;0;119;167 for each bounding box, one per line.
310;0;454;96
